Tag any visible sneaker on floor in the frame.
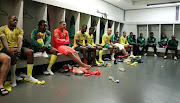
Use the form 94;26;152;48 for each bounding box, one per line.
154;54;157;57
117;58;123;62
144;53;147;56
111;57;115;61
164;55;167;59
16;76;23;81
174;56;177;60
104;58;111;61
42;52;48;58
26;76;38;82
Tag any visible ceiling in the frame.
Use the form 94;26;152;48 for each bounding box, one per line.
103;0;180;10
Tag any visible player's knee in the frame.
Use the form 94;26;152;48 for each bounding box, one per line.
81;47;86;51
52;49;58;55
26;49;34;56
109;46;113;49
98;47;103;50
67;51;73;55
3;56;11;64
91;47;96;50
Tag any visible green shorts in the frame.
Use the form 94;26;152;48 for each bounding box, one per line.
32;46;54;54
0;47;28;60
19;47;28;60
103;44;110;49
0;49;5;53
75;46;83;51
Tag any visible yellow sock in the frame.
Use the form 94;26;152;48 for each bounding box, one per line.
95;59;100;64
48;54;57;68
27;64;33;76
37;39;44;45
99;50;104;63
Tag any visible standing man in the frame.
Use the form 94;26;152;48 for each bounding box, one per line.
31;20;58;75
102;28;119;60
137;33;146;55
74;25;97;66
0;15;40;87
164;36;178;60
112;31;130;57
120;31;133;56
144;32;157;57
53;21;90;69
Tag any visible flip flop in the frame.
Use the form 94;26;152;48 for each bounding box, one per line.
0;88;9;96
72;67;84;76
4;81;12;91
79;67;88;73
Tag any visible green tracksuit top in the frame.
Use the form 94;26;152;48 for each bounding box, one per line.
127;35;136;45
167;38;179;48
112;34;119;42
147;36;157;45
137;37;146;46
31;28;51;50
160;37;168;44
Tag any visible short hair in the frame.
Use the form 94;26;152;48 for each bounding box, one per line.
123;31;126;34
108;28;111;30
82;24;87;28
38;20;46;27
130;32;133;34
89;27;94;31
171;35;175;38
8;15;16;20
59;21;65;24
150;32;154;35
140;33;143;35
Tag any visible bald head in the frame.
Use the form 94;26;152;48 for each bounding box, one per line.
81;24;87;33
8;15;18;27
107;28;112;35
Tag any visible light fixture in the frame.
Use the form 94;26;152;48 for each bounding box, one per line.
147;1;180;6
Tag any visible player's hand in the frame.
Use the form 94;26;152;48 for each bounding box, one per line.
86;46;91;49
7;48;15;56
149;44;153;46
17;48;21;56
42;45;47;51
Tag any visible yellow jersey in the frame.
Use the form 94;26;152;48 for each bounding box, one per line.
41;32;45;40
0;25;23;50
120;36;129;46
74;31;88;48
87;33;96;47
102;33;111;46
